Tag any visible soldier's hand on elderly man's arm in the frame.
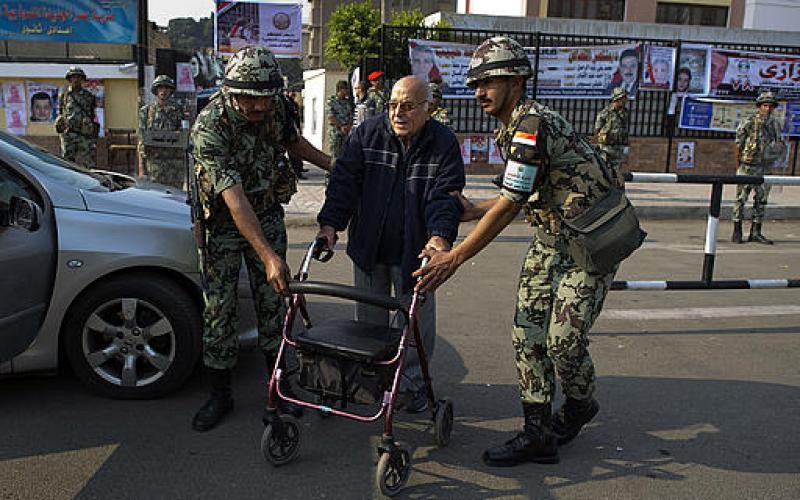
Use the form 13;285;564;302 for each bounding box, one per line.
423;235;451;254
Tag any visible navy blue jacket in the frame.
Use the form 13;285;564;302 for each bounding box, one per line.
317;115;465;292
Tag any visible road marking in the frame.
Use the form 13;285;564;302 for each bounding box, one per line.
601;305;800;320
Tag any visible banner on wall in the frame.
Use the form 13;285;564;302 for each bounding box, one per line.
531;43;640;99
408;39;475;98
641;45;676;91
0;0;137;44
678;97;800;136
26;82;59;123
708;48;800;100
676;43;710;95
216;2;302;58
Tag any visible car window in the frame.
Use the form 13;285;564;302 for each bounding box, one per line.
0;131;110;192
0;164;43;210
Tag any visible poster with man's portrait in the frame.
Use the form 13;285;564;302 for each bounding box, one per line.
26;82;58;123
3;81;24;106
676;141;695;169
641;45;676;91
176;62;196;93
5;103;27;135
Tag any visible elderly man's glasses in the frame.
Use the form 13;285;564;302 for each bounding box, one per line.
388;100;427;113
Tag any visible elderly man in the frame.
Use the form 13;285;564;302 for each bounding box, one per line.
316;76;465;413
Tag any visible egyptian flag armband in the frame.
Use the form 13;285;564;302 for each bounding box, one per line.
502;116;545;195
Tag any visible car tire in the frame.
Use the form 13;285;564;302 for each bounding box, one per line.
63;273;201;399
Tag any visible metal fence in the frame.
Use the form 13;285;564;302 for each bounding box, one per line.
377;25;800;141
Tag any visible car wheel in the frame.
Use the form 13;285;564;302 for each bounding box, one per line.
63;273;201;399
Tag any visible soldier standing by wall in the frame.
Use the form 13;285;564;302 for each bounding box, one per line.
137;75;185;188
732;91;787;245
415;37;617;466
55;67;97;168
364;71;389;115
190;47;331;432
428;83;452;129
593;87;629;188
326;80;354;163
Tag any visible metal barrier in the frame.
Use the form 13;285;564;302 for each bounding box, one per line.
613;172;800;291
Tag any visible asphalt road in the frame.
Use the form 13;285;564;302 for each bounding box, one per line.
2;220;800;500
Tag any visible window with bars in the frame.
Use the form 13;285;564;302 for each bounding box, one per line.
547;0;625;21
656;3;728;27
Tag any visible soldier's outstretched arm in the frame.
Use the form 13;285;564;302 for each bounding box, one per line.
285;135;332;171
221;184;291;296
414;196;521;292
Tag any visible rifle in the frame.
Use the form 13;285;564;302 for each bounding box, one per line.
185;140;208;291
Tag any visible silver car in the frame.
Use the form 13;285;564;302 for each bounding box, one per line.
0;132;254;399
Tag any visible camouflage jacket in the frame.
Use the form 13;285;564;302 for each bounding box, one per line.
138;100;184;157
736;113;786;166
191;90;297;229
430;106;452;129
57;86;96;137
594;104;629;146
364;87;389;114
326;95;354;137
497;97;611;235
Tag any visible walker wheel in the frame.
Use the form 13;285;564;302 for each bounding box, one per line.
433;398;454;447
261;415;301;466
375;443;411;497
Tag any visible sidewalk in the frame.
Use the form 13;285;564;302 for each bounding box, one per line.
284;168;800;226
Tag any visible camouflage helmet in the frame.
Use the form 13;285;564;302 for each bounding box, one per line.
428;82;443;99
611;87;628;102
755;91;778;106
65;66;86;80
466;36;532;87
151;75;176;94
223;46;283;97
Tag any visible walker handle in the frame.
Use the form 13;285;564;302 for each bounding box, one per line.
312;236;334;262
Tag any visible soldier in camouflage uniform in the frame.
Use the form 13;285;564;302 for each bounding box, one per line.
428;83;452;129
55;67;97;168
593;87;629;188
732;91;786;245
190;47;331;432
326;80;354;160
137;75;186;188
415;37;615;466
364;70;390;114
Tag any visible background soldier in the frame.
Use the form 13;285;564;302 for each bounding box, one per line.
55;67;97;168
593;86;629;188
137;75;185;188
732;91;787;245
326;80;354;162
364;70;389;114
428;83;452;129
415;37;616;467
190;47;330;432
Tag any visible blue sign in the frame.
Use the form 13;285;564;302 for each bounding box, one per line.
0;1;137;45
783;102;800;136
679;97;800;137
679;98;714;130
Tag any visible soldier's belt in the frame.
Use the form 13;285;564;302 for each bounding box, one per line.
143;130;189;149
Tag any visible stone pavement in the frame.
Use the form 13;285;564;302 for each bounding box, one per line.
284;166;800;226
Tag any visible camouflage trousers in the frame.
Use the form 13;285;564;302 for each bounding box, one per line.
598;144;626;189
326;131;347;184
202;206;287;370
512;231;616;405
60;132;97;169
733;163;771;223
146;155;186;189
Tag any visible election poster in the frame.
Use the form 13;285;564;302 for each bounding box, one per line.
216;1;302;58
26;82;59;123
532;44;641;99
676;44;710;95
641;45;676;91
84;79;105;137
708;48;800;100
176;63;196;93
460;137;471;165
676;141;695;169
3;82;25;107
408;39;475;98
678;97;799;136
0;0;137;44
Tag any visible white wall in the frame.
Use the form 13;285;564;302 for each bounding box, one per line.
302;68;348;153
744;0;800;32
456;0;524;16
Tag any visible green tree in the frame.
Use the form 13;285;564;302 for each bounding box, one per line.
325;1;381;71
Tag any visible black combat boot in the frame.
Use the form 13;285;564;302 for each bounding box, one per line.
265;355;304;418
748;222;773;245
731;221;743;244
192;368;234;432
552;397;599;445
482;402;559;467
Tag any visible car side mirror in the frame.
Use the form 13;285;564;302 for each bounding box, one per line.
8;196;42;231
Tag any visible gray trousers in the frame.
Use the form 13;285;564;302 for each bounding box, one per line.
353;263;436;393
